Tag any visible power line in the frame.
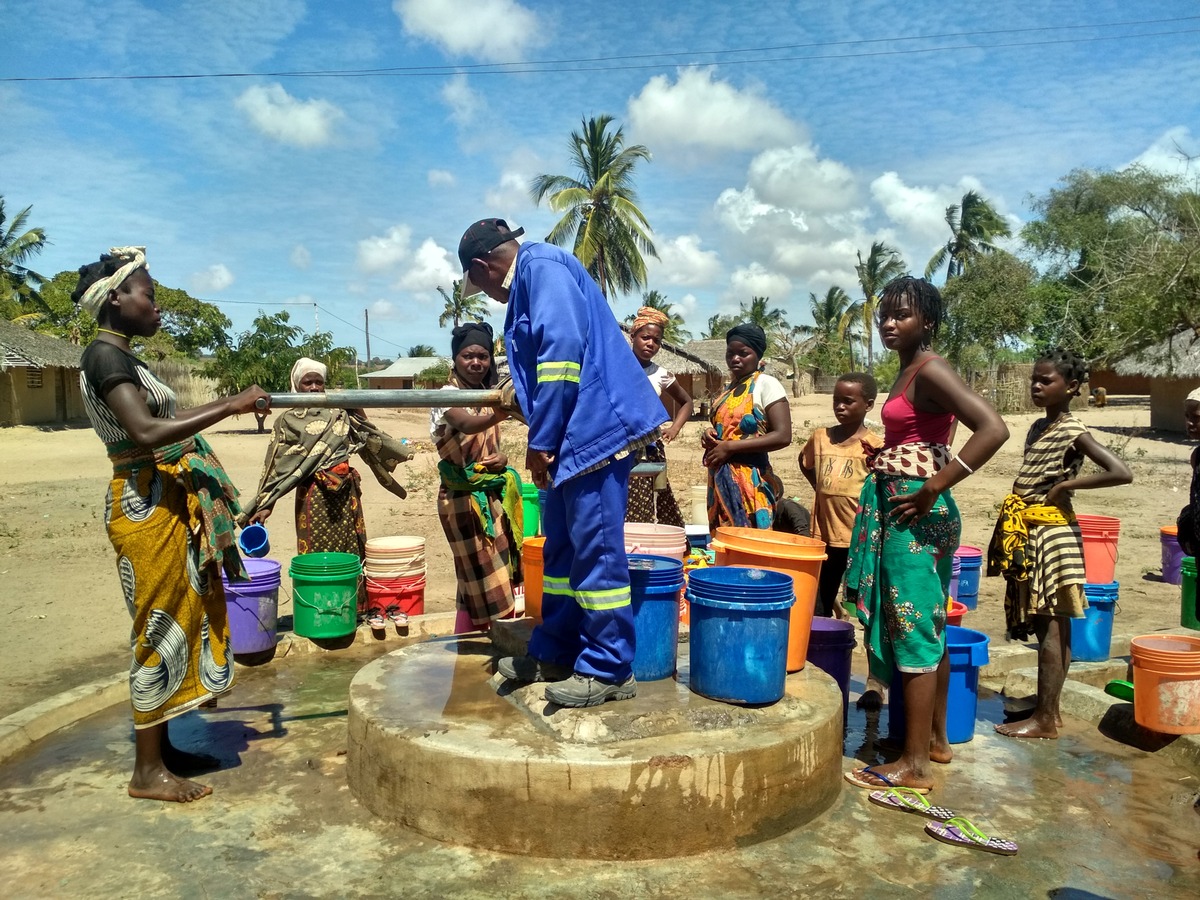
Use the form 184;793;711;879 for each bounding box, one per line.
4;16;1198;83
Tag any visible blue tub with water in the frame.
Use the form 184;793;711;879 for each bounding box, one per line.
1071;581;1118;662
628;554;685;681
686;566;795;705
888;624;990;743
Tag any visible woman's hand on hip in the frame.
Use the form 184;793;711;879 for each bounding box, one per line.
888;482;938;523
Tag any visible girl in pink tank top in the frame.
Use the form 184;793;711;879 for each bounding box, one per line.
844;276;1008;796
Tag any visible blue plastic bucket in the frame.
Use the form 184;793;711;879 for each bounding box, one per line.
1072;581;1118;662
238;523;270;558
629;554;685;681
955;546;983;610
888;624;990;744
222;558;281;653
686;566;795;705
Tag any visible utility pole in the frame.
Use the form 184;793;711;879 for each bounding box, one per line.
364;309;372;371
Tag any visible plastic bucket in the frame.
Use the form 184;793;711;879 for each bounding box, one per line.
954;546;983;610
365;573;426;617
222;558;280;653
625;523;687;561
237;523;270;558
688;484;708;526
712;526;826;673
945;600;968;627
687;566;796;705
289;552;361;639
628;554;685;681
1072;582;1118;662
1183;557;1198;631
948;555;962;603
805;617;856;720
522;536;545;621
364;535;425;579
521;483;541;538
685;524;710;553
1161;526;1184;585
1130;634;1200;734
1077;514;1120;584
887;625;990;744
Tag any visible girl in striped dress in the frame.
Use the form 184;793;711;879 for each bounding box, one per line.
988;348;1132;739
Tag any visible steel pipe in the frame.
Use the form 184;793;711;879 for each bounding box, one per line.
256;389;503;410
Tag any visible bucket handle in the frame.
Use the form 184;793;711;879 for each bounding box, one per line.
292;589;356;615
226;591;277;632
364;575;427;591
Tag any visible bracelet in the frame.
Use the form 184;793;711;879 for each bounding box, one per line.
956;456;974;475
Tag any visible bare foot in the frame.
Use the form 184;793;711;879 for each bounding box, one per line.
162;745;220;775
849;760;934;792
128;766;212;802
876;735;953;764
995;716;1059;739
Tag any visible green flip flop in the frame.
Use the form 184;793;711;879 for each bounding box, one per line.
868;788;957;821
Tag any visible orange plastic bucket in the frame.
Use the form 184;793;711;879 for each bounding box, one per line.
1130;634;1200;734
711;526;826;672
522;537;545;622
1077;514;1120;584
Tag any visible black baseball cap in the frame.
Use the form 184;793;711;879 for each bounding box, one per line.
458;218;525;271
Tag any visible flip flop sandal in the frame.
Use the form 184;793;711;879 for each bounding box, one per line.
386;605;409;627
843;766;932;795
924;817;1019;856
868;788;956;821
366;611;388;633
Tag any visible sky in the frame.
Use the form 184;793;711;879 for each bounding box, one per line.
4;0;1199;362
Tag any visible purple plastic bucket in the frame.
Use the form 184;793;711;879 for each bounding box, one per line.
1161;529;1185;586
222;558;281;654
805;618;856;721
948;554;962;602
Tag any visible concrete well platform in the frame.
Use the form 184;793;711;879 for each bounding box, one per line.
347;634;844;859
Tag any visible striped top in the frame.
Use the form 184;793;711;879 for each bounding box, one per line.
1013;413;1087;510
79;341;177;447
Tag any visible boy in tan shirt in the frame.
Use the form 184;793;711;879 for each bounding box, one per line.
800;373;883;618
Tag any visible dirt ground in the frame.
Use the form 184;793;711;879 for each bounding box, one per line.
0;394;1193;718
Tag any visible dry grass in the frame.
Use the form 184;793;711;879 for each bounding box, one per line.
148;359;219;408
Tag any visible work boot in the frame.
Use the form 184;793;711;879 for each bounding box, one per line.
544;673;637;708
496;655;573;683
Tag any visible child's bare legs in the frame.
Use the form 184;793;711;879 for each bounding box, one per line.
996;613;1069;739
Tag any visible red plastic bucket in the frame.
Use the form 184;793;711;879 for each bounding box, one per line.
364;573;426;617
1077;514;1119;584
945;600;968;627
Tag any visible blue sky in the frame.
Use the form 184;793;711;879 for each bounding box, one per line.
4;0;1199;360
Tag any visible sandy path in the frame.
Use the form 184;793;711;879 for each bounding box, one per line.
0;396;1192;717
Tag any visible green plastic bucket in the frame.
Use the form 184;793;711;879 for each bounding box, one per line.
520;483;541;538
290;552;361;638
1182;557;1198;632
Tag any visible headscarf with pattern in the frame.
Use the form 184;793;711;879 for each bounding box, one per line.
77;246;148;318
631;306;669;337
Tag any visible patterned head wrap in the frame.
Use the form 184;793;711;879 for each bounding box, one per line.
1188;386;1200;403
77;246;148;318
290;357;327;391
631;306;669;337
726;323;768;359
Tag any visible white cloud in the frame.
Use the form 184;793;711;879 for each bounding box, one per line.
235;83;343;147
371;299;396;318
725;263;792;304
649;234;722;287
1127;126;1199;177
441;74;480;126
290;245;311;270
628;68;801;152
485;171;534;213
394;0;540;62
357;225;413;274
191;263;234;293
282;293;315;307
396;238;460;292
428;168;456;187
747;146;857;214
870;172;963;248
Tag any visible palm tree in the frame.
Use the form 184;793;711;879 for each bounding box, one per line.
437;279;490;329
738;296;789;333
796;286;859;371
529;114;657;299
0;198;49;316
623;289;691;343
848;241;907;371
407;344;437;357
702;312;740;339
925;190;1011;281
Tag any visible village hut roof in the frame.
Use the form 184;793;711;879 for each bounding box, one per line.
361;357;452;379
0;319;84;372
1111;330;1200;378
618;326;722;376
682;339;794;380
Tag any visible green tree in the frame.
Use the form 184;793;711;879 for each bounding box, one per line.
530;114;657;299
204;311;353;397
407;344;437;357
702;312;740;340
737;296;789;335
623;289;692;343
1023;166;1200;358
0;198;49;317
925;190;1012;282
796;286;859;373
437;278;489;329
849;241;907;371
939;251;1035;386
21;270;96;344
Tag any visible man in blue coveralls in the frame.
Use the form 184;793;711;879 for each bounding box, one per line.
458;217;664;707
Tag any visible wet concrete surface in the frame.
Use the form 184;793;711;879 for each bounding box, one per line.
2;646;1199;898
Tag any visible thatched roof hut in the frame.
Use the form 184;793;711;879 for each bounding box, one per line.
1108;330;1200;432
0;319;86;426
